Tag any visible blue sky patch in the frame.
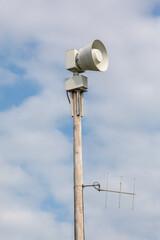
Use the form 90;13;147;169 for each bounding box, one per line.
0;79;40;111
58;118;73;140
0;39;41;111
151;4;160;17
42;193;72;222
8;64;26;75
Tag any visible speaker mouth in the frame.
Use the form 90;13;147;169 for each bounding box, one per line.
91;40;109;72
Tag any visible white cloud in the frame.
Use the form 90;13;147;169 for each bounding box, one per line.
0;0;160;239
0;209;73;240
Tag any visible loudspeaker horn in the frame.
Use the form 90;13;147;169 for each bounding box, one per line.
76;40;108;72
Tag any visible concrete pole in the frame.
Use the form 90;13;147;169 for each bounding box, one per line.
73;91;84;240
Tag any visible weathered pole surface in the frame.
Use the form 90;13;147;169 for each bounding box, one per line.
73;91;84;240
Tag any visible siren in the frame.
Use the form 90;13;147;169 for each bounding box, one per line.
66;40;109;73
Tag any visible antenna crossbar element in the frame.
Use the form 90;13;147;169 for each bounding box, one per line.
132;178;136;210
105;173;109;208
119;176;122;208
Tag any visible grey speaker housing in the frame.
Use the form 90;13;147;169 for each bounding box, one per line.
66;40;109;73
65;75;88;92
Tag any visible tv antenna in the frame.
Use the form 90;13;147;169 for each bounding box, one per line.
83;174;136;210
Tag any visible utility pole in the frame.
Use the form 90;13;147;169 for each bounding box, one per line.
73;90;84;240
65;40;109;240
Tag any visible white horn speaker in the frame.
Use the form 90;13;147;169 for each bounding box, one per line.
76;40;108;72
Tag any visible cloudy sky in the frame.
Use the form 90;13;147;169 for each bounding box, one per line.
0;0;160;239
